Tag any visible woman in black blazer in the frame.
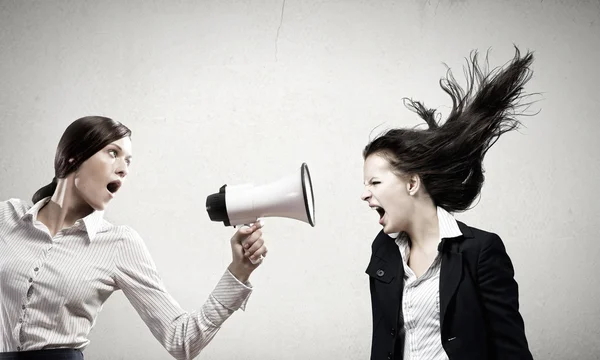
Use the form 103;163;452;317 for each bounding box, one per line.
360;47;535;360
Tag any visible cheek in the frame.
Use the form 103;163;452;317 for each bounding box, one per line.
387;194;410;216
74;169;100;193
79;160;109;181
73;176;91;196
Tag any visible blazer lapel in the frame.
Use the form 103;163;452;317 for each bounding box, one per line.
439;221;473;330
439;243;462;330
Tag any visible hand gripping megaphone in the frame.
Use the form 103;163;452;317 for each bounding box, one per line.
205;163;315;228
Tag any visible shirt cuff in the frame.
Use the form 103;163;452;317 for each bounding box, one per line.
211;269;253;311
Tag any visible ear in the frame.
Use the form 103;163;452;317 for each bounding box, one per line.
68;158;80;173
406;174;421;196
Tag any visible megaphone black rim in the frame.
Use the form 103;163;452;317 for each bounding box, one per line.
301;163;315;227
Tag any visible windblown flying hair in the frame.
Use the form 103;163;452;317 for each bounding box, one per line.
363;46;537;212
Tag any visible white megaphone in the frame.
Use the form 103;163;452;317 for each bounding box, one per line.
205;163;315;228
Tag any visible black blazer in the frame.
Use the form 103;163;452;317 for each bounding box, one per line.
365;221;533;360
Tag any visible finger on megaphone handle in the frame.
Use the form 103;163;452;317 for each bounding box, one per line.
244;219;265;265
250;254;264;265
231;224;253;249
251;219;265;228
235;224;252;234
244;235;264;256
241;230;262;253
238;219;264;248
249;245;267;265
235;218;263;231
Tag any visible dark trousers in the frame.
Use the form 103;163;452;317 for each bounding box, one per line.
0;349;83;360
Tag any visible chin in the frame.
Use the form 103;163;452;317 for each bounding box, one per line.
88;200;108;211
382;223;402;235
382;226;395;235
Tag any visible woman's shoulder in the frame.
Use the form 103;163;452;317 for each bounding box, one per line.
108;224;148;247
0;198;30;218
456;220;507;252
109;225;156;265
457;220;497;237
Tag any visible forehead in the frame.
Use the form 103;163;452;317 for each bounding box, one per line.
363;154;392;176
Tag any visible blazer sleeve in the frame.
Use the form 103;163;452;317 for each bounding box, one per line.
477;233;534;360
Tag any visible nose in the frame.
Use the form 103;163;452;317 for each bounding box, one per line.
115;159;129;178
361;188;371;202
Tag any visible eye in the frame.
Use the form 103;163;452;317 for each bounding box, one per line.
125;159;131;166
108;149;117;158
371;181;381;185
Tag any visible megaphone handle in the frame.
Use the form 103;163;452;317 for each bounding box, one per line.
235;220;265;265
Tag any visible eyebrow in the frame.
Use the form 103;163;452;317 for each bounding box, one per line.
110;144;133;160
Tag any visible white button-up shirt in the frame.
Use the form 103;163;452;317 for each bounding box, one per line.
0;197;252;359
396;206;462;360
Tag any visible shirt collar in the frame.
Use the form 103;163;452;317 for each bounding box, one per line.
22;197;50;221
22;197;106;242
436;206;462;240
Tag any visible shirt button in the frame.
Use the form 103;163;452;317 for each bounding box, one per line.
34;267;39;272
19;318;23;323
376;269;385;277
387;352;392;360
17;347;21;351
390;328;395;336
28;278;33;283
22;305;26;310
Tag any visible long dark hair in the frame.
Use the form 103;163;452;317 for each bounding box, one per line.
32;116;132;204
363;46;537;213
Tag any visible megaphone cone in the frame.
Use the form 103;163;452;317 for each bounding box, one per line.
205;163;315;227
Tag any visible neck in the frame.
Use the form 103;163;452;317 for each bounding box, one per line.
405;200;439;251
37;177;94;236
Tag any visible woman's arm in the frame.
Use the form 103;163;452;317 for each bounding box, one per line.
477;233;534;360
113;225;262;360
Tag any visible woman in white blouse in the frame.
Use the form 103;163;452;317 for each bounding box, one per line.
0;116;268;360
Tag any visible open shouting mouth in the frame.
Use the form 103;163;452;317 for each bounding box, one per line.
107;180;122;197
